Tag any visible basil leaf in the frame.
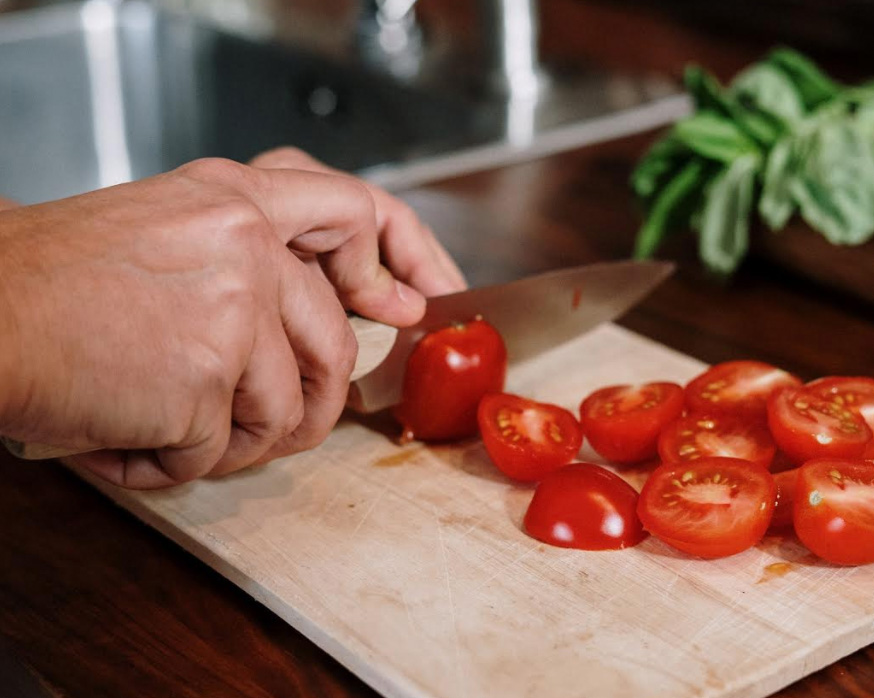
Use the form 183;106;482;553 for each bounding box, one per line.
759;136;799;230
730;63;805;125
673;113;760;163
766;47;841;112
631;135;690;202
633;159;709;259
789;119;874;245
684;65;734;116
698;153;760;274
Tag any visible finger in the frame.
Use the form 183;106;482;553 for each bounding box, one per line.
248;146;326;171
256;264;358;463
244;168;426;326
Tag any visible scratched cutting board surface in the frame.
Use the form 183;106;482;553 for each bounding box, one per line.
85;324;874;698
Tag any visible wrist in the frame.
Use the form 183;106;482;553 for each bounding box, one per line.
0;222;27;434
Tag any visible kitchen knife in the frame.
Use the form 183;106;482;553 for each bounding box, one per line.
3;259;673;460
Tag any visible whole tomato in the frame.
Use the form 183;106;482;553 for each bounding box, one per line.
393;317;507;442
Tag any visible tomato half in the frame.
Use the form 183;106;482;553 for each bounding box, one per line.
478;393;583;482
658;413;776;470
769;468;799;532
523;463;646;550
393;318;507;442
685;360;801;422
794;458;874;565
579;382;684;464
637;457;776;559
767;386;873;465
806;376;874;431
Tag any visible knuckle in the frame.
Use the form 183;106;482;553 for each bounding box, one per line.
176;156;248;186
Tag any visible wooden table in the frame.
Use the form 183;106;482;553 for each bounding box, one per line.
2;1;873;696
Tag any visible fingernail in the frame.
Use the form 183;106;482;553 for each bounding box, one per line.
395;279;425;313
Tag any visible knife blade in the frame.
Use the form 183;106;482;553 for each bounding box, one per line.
3;259;672;460
348;258;674;412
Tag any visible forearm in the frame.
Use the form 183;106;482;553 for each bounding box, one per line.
0;195;19;212
0;212;24;433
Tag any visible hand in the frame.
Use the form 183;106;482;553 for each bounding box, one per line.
0;157;427;488
248;147;467;296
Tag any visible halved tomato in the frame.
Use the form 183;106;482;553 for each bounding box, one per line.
685;360;801;422
523;463;646;550
767;386;872;465
794;458;874;565
637;457;776;559
769;468;799;532
478;393;583;482
657;413;776;471
806;376;874;431
579;382;684;464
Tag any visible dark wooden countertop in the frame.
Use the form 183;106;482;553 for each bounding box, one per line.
2;1;873;696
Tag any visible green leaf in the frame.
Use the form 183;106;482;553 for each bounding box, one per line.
698;153;760;274
684;65;734;116
759;136;798;230
766;47;841;112
630;135;691;202
633;159;709;259
730;63;805;124
673;113;760;163
789;119;874;245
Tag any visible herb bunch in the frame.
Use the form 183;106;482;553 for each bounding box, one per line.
632;48;874;274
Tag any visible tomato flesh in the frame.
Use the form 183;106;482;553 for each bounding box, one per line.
523;463;646;550
806;376;874;432
685;360;801;422
393;318;506;442
794;459;874;565
478;393;583;482
637;457;776;559
579;382;684;464
658;413;776;471
767;386;872;465
769;468;799;532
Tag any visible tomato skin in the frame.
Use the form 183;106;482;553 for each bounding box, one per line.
767;387;873;465
579;382;685;464
794;459;874;566
769;468;799;532
657;413;776;471
478;393;583;482
685;360;801;422
523;463;646;550
393;318;507;442
637;457;776;559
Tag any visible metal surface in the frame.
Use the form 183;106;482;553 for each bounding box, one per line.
348;259;674;412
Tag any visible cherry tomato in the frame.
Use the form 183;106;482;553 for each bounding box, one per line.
794;458;874;566
523;463;646;550
579;382;684;464
478;393;583;482
806;376;874;431
767;386;872;465
685;360;801;422
637;457;776;559
658;413;776;470
769;468;799;532
393;318;507;442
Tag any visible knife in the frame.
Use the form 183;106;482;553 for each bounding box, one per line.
3;259;673;460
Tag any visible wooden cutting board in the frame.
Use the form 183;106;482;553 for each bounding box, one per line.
83;324;874;698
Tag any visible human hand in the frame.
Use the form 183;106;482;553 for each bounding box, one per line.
0;158;426;488
248;147;467;296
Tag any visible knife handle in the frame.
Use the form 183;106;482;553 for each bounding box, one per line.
2;316;398;461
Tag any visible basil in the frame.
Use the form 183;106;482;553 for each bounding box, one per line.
631;48;874;274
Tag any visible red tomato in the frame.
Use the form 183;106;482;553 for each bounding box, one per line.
523;463;646;550
393;318;507;442
806;376;874;432
657;413;776;470
637;457;776;559
478;393;583;482
685;360;801;422
579;382;684;464
767;386;873;465
769;468;799;532
794;459;874;565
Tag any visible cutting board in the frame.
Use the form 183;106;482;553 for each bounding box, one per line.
83;324;874;698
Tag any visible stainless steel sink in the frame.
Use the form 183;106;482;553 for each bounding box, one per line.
0;0;688;204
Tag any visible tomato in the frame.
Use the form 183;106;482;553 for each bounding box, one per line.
767;386;873;465
658;413;776;470
579;382;684;464
769;468;799;532
393;318;507;442
478;393;583;482
794;458;874;565
637;457;776;559
685;360;801;422
523;463;646;550
806;376;874;432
